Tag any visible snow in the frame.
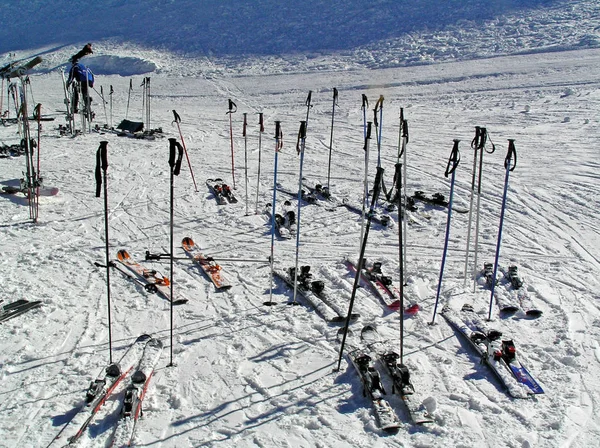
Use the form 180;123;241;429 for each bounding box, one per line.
1;1;600;447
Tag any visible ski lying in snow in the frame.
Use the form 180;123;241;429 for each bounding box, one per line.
344;258;419;314
411;190;468;214
0;299;42;323
264;201;296;240
361;325;434;424
499;265;542;317
274;266;359;324
483;263;541;316
442;304;543;398
182;237;232;290
114;250;188;304
206;178;237;204
1;184;59;196
108;337;163;448
337;328;401;432
47;335;152;447
341;198;392;226
276;183;336;210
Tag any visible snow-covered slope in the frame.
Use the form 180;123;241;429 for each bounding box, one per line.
1;1;600;447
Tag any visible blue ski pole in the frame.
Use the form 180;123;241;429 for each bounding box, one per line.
488;139;517;320
430;140;461;325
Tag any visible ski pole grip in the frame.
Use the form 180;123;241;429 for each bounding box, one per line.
362;94;368;110
333;87;338;104
100;141;108;171
243;113;247;137
174;142;184;176
172;110;181;123
445;139;461;177
505;139;517;171
275;121;281;139
168;138;178;168
305;90;312;107
299;121;307;140
258;113;264;132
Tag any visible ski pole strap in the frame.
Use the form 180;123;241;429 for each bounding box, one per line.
305;90;312;108
95;141;108;197
505;139;517;171
258;112;264;132
369;166;385;210
172;109;181;123
361;94;368;111
364;121;372;150
227;99;237;114
374;95;384;112
296;121;307;154
471;126;482;150
110;85;114;95
403;119;409;143
445;139;461;178
485;128;496;154
243;113;247;137
275;121;283;152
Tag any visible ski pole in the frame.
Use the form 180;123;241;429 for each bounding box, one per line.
396;161;405;362
304;90;313;127
34;103;42;220
430;140;461;325
359;120;372;249
373;95;384;169
267;122;283;306
243;113;249;215
172;110;198;192
125;78;132;120
94;141;112;364
109;85;113;128
488;140;517;321
292;121;307;305
472;128;495;293
326;87;338;191
99;85;108;126
336;141;382;372
167;138;184;366
463;126;482;286
254;112;265;214
227;99;237;189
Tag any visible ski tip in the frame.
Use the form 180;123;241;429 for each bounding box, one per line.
181;236;194;248
136;334;152;342
117;249;131;261
405;304;420;315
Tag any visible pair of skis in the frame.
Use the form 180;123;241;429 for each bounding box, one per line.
274;265;359;324
339;325;433;431
0;299;43;323
442;304;544;398
47;334;163;447
181;237;232;290
483;263;542;317
207;178;237;205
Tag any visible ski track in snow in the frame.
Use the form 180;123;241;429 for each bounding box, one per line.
1;46;600;447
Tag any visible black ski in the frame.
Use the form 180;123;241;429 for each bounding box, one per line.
0;299;42;323
412;190;468;213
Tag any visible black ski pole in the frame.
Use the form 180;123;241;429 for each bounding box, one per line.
326;88;338;191
267;121;283;306
125;78;132;120
336;124;382;372
95;141;112;364
395;162;405;362
168;138;184;366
